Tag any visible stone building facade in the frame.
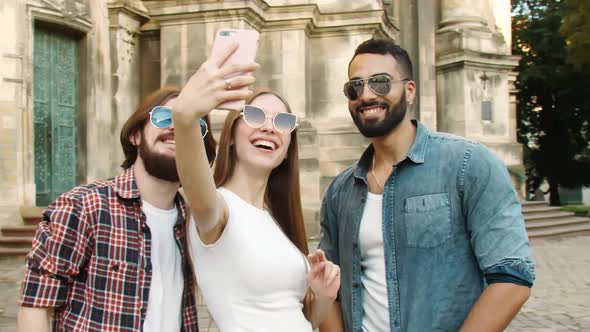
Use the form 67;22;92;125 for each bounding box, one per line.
0;0;519;237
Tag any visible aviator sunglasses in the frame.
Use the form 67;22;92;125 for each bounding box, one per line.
149;106;208;138
241;105;298;134
343;74;408;101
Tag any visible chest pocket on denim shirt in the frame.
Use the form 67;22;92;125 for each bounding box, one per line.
404;193;451;248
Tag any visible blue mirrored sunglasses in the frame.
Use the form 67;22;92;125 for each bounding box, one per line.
149;106;208;138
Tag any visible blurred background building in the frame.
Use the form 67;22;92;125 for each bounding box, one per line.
0;0;519;238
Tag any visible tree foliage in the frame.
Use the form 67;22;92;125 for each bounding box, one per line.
560;0;590;73
512;0;590;205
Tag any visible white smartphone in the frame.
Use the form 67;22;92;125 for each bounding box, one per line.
210;28;260;111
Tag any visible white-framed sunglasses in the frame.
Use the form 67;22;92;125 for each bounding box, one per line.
241;105;298;134
149;106;208;138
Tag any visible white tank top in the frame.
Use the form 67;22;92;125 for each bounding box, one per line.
188;187;313;332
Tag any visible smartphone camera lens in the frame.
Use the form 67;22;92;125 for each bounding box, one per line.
220;31;232;37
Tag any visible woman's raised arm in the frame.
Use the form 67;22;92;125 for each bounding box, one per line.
172;42;258;243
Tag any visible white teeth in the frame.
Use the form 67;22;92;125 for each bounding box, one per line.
363;107;384;114
252;139;276;150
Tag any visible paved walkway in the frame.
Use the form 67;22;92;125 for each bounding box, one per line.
506;236;590;332
1;236;588;331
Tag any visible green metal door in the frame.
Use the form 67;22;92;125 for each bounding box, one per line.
34;26;78;206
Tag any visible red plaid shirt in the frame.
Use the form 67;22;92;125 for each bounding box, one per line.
19;168;199;331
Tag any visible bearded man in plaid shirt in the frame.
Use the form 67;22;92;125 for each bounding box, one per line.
16;88;217;332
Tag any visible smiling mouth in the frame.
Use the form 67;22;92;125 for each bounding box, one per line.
161;137;175;144
252;139;277;151
360;106;386;115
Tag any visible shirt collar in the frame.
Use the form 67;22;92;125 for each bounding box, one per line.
406;119;428;164
353;119;429;182
115;167;141;199
114;168;187;224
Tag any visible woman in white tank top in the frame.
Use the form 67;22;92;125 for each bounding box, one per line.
172;42;341;331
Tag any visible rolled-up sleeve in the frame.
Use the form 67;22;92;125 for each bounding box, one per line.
19;192;91;307
460;143;535;288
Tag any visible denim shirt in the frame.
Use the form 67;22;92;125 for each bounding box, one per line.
319;120;535;332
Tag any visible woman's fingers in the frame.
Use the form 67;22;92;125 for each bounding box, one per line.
210;40;240;68
219;74;257;91
217;89;255;105
315;249;327;263
326;263;340;285
308;249;326;264
217;62;260;80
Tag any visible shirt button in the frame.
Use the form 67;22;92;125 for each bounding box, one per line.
394;320;399;326
353;243;358;249
353;282;360;288
111;264;119;271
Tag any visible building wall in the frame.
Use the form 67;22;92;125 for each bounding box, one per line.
0;0;522;235
0;0;146;227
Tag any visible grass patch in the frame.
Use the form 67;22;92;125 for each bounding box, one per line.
561;205;590;214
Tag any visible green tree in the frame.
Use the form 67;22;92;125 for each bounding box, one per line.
512;0;590;206
561;0;590;73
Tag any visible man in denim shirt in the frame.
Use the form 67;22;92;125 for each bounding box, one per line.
318;39;535;332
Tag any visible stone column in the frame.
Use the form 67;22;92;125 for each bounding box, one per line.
435;0;522;168
439;0;490;30
107;0;149;173
0;0;27;225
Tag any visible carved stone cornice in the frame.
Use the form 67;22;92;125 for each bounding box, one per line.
28;0;92;32
436;49;520;73
142;0;398;39
107;0;150;25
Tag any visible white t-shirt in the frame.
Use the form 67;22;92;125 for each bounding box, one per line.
188;187;313;332
359;192;390;331
142;200;184;332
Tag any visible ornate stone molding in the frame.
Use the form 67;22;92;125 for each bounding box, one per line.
142;0;398;39
436;49;519;73
107;0;150;25
28;0;92;32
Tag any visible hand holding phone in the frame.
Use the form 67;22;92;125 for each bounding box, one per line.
211;29;260;111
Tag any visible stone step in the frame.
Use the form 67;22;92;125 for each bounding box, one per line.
525;217;590;230
521;201;547;207
0;247;30;257
524;211;576;221
0;236;33;248
527;223;590;238
1;225;38;237
20;206;45;225
521;206;562;214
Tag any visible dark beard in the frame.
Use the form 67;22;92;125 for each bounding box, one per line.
138;131;180;182
350;89;407;138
